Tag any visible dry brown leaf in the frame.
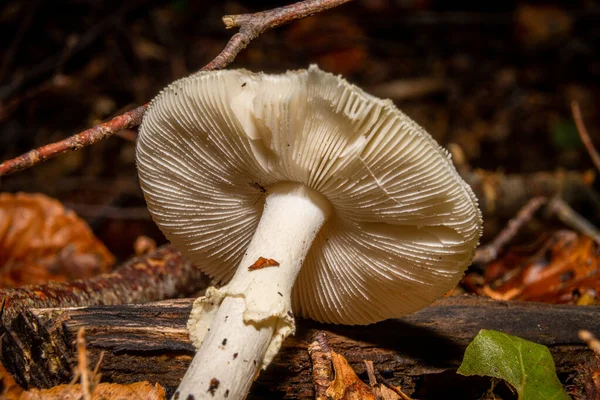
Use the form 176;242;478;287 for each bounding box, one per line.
16;381;165;400
1;363;24;400
480;231;600;304
0;193;114;288
326;351;376;400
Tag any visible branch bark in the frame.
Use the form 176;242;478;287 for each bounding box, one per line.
0;0;352;177
0;245;207;326
3;296;595;398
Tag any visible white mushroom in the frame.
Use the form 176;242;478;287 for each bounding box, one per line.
136;65;482;399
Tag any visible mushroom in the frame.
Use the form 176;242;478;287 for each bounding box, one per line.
136;66;482;399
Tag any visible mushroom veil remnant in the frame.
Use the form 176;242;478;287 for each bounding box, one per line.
136;65;482;399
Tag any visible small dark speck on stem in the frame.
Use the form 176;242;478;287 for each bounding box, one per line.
225;390;230;398
277;292;283;297
208;378;220;396
233;352;238;359
241;82;247;87
222;338;228;346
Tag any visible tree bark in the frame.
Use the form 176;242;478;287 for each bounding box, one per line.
0;244;208;326
2;296;596;399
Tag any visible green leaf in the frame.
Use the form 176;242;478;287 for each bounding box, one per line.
458;329;571;400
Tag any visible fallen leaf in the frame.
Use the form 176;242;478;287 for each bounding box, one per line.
0;193;115;288
16;381;165;400
476;230;600;304
0;363;23;400
326;351;376;400
458;329;570;400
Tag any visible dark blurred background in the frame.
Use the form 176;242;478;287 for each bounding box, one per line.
1;0;599;259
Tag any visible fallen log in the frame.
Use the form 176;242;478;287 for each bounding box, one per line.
2;296;597;399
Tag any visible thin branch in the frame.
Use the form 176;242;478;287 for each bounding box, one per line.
308;332;333;399
579;330;600;355
76;329;92;400
547;197;600;245
572;100;600;174
0;0;352;177
0;105;147;176
0;245;207;326
473;196;547;264
211;0;352;70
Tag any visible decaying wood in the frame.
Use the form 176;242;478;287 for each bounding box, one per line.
0;244;207;326
2;296;596;399
308;332;333;399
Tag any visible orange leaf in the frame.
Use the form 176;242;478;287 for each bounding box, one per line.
326;351;376;400
0;193;114;288
483;231;600;304
17;381;165;400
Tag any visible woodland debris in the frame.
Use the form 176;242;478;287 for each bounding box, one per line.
547;197;600;245
0;193;114;288
469;231;600;304
308;332;333;400
473;196;547;264
464;169;599;219
325;350;376;399
579;330;600;355
364;361;412;400
2;296;596;397
0;244;207;326
0;0;352;177
14;381;166;400
571;354;600;400
572;101;600;175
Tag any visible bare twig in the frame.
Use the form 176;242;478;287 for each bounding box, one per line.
76;329;92;400
572;101;600;174
374;370;413;400
0;104;147;176
473;196;547;264
308;332;333;400
579;330;600;355
0;0;352;177
368;77;445;101
547;197;600;245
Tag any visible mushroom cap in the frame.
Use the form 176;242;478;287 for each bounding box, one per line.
136;65;482;325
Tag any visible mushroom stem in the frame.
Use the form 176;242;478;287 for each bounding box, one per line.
178;182;331;400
